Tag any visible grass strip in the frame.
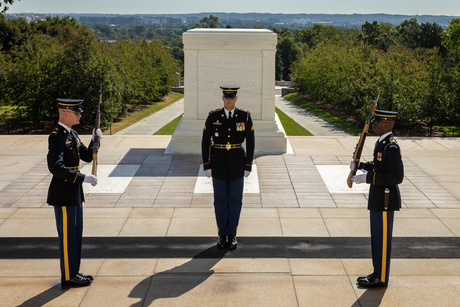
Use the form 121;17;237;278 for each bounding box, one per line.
153;114;183;135
434;126;460;137
106;92;184;134
283;93;358;136
275;107;312;136
152;107;313;136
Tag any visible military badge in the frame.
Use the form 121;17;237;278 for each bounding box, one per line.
215;132;219;137
377;152;382;161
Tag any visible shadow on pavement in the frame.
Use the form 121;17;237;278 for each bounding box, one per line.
16;284;70;307
128;246;228;307
351;287;387;307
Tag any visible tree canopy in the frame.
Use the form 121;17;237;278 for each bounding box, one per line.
0;16;181;130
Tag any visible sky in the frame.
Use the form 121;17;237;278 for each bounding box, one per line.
6;0;460;16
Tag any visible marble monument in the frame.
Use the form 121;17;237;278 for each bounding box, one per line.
170;28;287;154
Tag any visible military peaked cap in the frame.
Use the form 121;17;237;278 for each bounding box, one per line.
57;99;84;113
220;85;240;98
371;110;397;123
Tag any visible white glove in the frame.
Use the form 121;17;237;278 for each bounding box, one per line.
352;174;367;184
350;161;356;170
92;128;103;141
244;170;250;177
84;174;98;186
205;169;212;178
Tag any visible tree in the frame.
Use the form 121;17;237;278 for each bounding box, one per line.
360;21;395;51
395;18;421;50
419;22;443;50
1;0;17;13
274;28;301;80
442;18;460;125
193;15;219;29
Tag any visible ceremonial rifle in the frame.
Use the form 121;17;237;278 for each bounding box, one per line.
91;85;102;176
346;94;379;188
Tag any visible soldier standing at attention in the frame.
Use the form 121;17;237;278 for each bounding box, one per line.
47;99;102;287
201;85;255;250
351;110;404;288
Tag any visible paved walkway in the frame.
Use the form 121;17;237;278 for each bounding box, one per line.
275;95;349;136
1;134;460;306
116;99;184;135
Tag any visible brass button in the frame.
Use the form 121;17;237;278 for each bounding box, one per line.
228;128;231;131
228;135;230;138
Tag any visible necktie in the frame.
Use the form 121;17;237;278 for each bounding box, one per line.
228;112;232;120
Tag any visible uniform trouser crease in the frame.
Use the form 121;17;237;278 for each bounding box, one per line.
212;177;244;236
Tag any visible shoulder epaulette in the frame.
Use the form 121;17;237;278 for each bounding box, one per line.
209;108;222;114
50;126;59;135
238;109;250;114
385;137;399;150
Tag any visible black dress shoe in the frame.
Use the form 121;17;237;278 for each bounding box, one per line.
357;276;387;288
357;274;373;282
78;272;94;281
228;235;237;250
217;235;227;249
61;275;92;287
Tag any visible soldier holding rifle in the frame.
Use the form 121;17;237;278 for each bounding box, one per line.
47;99;102;287
351;109;404;288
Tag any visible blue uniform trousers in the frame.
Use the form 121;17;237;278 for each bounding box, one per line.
54;204;83;282
370;210;394;283
212;177;244;236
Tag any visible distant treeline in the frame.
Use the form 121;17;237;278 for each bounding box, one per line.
0;15;181;130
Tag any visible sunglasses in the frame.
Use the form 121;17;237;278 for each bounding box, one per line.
65;110;81;116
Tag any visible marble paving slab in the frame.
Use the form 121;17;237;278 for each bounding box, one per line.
316;165;369;193
194;165;259;193
82;165;140;193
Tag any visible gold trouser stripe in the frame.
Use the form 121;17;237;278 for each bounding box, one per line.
62;206;70;281
381;211;388;282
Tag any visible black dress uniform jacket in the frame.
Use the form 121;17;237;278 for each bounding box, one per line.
47;124;94;206
360;134;404;211
202;108;255;180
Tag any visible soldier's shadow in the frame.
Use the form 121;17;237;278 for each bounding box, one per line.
129;246;228;307
350;287;387;307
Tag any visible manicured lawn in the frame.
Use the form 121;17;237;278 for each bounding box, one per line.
275;107;312;136
106;92;184;134
153;114;183;135
435;125;460;137
283;93;359;136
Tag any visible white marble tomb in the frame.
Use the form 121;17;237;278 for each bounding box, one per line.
170;28;287;154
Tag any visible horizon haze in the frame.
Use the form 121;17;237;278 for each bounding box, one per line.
6;0;460;16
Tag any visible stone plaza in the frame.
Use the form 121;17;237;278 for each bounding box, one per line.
1;115;460;305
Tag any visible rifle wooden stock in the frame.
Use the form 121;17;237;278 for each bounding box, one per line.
91;86;102;176
347;97;378;188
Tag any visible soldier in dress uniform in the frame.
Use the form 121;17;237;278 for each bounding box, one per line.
201;85;255;250
351;109;404;287
47;99;102;287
